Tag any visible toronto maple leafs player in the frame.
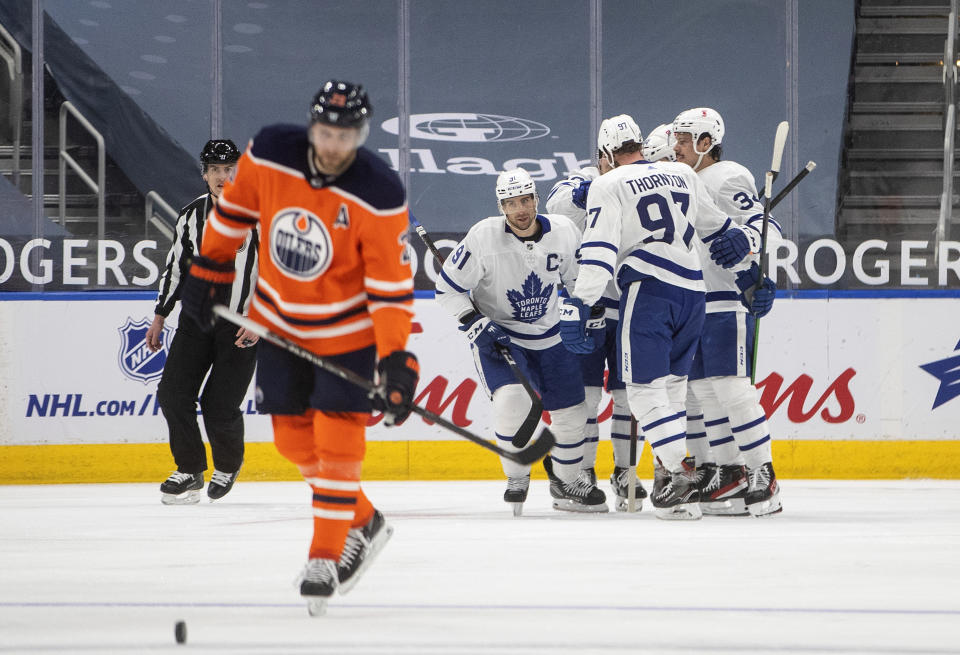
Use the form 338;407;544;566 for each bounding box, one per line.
436;168;607;515
641;123;677;164
671;107;781;517
558;118;754;520
545;115;649;511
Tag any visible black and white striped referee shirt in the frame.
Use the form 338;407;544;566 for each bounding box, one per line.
154;193;259;318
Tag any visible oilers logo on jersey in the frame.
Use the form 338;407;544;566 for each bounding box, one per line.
506;271;553;323
270;208;333;281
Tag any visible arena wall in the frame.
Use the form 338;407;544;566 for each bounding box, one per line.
2;290;957;483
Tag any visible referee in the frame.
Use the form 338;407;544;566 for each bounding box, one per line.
146;139;260;504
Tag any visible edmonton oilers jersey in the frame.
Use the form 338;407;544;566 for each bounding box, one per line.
435;214;581;351
199;124;414;357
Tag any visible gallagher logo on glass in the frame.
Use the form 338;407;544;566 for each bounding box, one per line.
381;113;550;142
378;113;588;182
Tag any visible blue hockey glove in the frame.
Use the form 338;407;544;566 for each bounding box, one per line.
559;297;601;354
735;262;777;318
709;225;760;269
180;255;235;331
571;179;592;210
585;303;606;348
459;313;511;357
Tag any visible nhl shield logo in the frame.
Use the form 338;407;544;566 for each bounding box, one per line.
118;317;169;384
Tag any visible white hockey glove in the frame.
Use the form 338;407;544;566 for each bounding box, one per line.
709;225;761;269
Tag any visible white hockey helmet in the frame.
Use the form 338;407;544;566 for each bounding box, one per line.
672;107;724;154
642;123;676;162
495;168;538;213
597;114;643;167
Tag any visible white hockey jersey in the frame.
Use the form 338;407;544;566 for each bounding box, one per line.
435;214;581;351
573;160;732;307
697;160;783;314
545;166;600;231
545;167;620;320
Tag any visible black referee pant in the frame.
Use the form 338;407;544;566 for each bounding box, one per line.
158;315;257;475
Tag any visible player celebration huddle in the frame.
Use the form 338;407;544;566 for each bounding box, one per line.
151;72;785;617
436;108;784;521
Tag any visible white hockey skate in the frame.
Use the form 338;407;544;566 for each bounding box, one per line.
299;558;338;617
159;471;203;505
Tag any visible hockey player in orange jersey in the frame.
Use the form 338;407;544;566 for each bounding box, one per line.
179;80;419;616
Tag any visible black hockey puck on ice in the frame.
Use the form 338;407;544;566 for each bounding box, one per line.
174;620;187;644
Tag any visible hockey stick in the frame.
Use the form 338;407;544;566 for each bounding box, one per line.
211;305;555;465
749;121;789;384
767;161;817;213
411;216;544;449
766;121;789;195
627;416;639;513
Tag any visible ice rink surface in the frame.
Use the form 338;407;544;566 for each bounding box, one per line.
1;479;958;655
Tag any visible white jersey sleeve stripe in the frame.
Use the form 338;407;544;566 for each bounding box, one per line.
207;213;251;239
363;276;414;292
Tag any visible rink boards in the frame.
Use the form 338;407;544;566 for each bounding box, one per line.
1;293;958;482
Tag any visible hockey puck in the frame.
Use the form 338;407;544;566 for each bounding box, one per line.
174;620;187;644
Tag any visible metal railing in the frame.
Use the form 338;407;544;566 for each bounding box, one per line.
145;190;176;241
59;101;105;239
936;0;959;256
0;21;23;189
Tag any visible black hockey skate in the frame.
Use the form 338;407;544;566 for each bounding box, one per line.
745;462;783;517
299;558;338;617
503;475;530;517
543;457;608;513
207;468;240;501
651;457;702;520
694;462;716;495
336;509;394;594
160;471;203;505
700;464;749;516
580;466;597;486
610;466;648;512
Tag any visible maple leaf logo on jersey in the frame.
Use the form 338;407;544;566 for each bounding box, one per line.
506;272;553;323
919;338;960;409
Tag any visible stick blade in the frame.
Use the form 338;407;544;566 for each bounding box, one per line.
771;121;789;173
512;427;555;465
510;398;542;447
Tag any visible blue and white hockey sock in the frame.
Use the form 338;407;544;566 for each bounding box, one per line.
548;402;588;483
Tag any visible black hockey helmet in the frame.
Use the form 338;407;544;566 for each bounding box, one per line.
309;80;371;129
200;139;240;170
